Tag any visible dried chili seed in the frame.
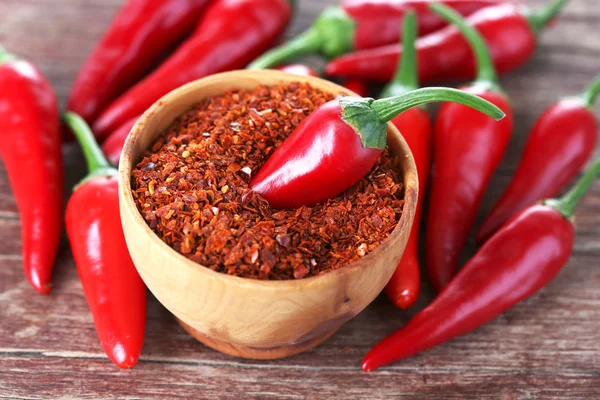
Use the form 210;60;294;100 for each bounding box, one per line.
131;83;404;280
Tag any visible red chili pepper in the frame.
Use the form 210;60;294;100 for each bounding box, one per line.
275;64;319;77
425;3;514;291
102;116;139;166
0;46;63;294
93;0;292;139
325;0;568;82
250;87;504;210
362;158;600;371
343;79;370;97
381;13;429;309
247;0;501;69
67;0;212;128
477;76;600;242
64;113;146;369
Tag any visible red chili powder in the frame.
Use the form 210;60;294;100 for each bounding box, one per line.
131;82;404;280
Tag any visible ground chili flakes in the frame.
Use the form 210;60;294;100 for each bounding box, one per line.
131;82;404;280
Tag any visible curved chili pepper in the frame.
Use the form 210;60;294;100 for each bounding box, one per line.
64;113;146;369
325;0;568;82
425;3;514;291
250;88;504;210
67;0;212;128
247;0;501;69
0;46;63;294
477;76;600;242
93;0;292;139
343;79;370;97
275;64;319;77
362;158;600;371
102;116;139;166
381;13;429;309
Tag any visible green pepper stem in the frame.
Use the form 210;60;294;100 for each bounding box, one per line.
580;75;600;109
371;87;505;122
527;0;569;36
429;3;498;87
380;12;418;98
0;45;18;64
544;158;600;219
63;112;117;182
247;29;321;69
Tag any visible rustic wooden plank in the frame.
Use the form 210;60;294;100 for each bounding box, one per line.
0;0;599;398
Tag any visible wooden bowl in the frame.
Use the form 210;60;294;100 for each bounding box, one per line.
118;70;418;359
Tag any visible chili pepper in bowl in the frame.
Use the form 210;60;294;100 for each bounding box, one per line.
477;75;600;242
275;64;319;77
102;116;139;166
64;113;146;369
0;46;63;294
425;3;514;291
250;87;505;210
247;0;502;69
380;12;430;309
343;79;370;97
67;0;212;128
93;0;292;139
325;0;568;82
362;158;600;371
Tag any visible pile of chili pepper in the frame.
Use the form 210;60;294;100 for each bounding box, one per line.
1;0;598;373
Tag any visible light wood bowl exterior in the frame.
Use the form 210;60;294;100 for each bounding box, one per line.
118;70;418;359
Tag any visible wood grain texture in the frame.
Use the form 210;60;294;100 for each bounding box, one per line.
0;0;599;398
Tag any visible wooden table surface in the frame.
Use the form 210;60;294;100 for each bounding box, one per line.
1;0;599;398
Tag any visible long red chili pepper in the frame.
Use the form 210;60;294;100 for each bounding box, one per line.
362;158;600;371
102;116;139;166
67;0;212;127
477;76;600;242
343;79;370;97
381;13;429;309
325;0;568;82
250;88;504;210
247;0;501;69
92;0;292;139
64;113;146;369
275;64;319;77
0;46;63;294
425;3;514;292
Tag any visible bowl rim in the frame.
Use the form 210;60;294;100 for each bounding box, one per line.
118;69;418;292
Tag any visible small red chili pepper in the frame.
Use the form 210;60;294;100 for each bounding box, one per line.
325;0;568;82
250;87;504;210
425;3;514;291
67;0;212;128
102;116;139;166
93;0;292;139
381;12;429;309
477;76;600;242
0;46;63;294
343;79;370;97
362;158;600;371
64;113;146;369
247;0;501;69
275;64;319;77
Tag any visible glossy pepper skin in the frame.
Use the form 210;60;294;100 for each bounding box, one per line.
247;0;501;69
325;0;568;82
381;13;430;309
93;0;292;138
0;47;63;294
343;79;370;97
425;3;513;291
362;158;600;371
250;87;505;209
102;116;139;166
477;76;600;242
67;0;212;129
275;64;319;77
64;113;146;369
